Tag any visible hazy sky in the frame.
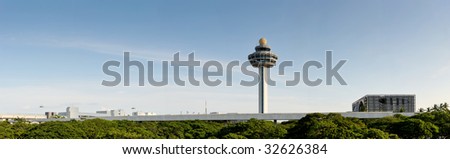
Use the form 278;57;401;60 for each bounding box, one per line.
1;0;449;114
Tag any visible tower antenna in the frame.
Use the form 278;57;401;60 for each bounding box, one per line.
205;100;208;115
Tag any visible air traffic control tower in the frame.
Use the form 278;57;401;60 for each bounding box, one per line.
248;38;278;113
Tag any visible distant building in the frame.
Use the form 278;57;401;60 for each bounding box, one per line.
58;107;128;118
66;107;79;119
96;110;112;116
132;111;156;116
45;112;57;119
0;114;46;120
352;94;415;112
110;109;126;117
57;112;67;117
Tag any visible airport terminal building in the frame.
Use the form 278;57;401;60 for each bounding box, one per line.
352;94;416;112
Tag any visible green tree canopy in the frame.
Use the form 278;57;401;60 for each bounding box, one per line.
217;118;287;139
286;113;392;139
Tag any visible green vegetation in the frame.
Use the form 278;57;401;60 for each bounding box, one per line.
285;113;394;139
0;103;448;139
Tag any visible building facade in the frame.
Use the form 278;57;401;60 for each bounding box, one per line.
45;112;57;119
109;109;126;117
352;94;416;112
132;111;156;116
66;107;79;119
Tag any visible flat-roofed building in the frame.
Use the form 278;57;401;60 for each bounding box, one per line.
132;111;156;116
352;94;415;112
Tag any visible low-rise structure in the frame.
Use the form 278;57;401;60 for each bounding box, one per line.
0;114;46;120
352;94;416;112
132;111;156;116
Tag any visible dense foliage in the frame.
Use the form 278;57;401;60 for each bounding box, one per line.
1;103;448;139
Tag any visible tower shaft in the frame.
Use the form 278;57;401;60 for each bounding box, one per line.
259;67;268;113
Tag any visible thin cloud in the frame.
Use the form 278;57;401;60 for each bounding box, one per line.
432;64;450;79
2;35;175;61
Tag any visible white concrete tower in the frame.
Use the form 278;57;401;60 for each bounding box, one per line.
248;38;278;113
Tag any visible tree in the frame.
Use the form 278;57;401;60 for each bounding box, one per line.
222;133;247;139
156;121;192;139
218;119;287;139
104;128;143;139
419;108;425;112
0;121;14;139
10;119;32;138
286;113;391;139
365;128;391;139
80;119;118;139
21;121;87;139
389;119;438;139
53;115;65;119
184;121;223;139
440;103;449;112
399;106;405;113
364;116;402;133
413;106;450;139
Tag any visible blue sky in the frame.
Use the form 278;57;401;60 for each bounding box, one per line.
0;0;449;114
